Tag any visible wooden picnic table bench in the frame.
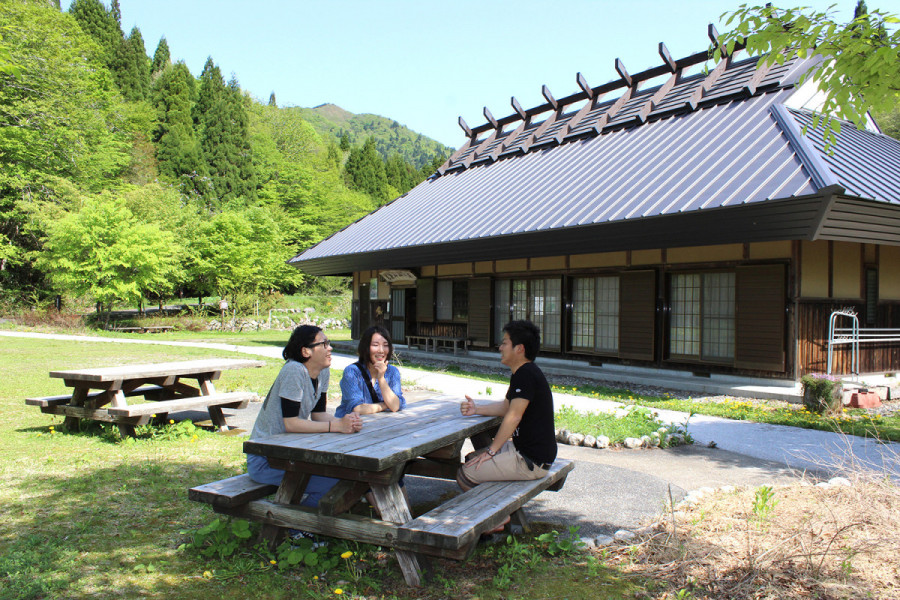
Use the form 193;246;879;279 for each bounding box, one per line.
27;358;264;436
188;397;573;585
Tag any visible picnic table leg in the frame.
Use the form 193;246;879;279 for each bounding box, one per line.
510;507;531;533
207;406;229;432
370;483;428;586
260;472;310;548
63;387;89;431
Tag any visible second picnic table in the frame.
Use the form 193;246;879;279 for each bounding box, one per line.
26;358;265;436
190;396;574;586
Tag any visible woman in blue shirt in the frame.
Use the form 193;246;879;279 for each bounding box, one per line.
336;325;406;417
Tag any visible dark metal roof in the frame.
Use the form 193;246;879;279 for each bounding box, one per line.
290;50;900;276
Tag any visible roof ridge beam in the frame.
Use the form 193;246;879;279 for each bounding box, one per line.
466;39;747;138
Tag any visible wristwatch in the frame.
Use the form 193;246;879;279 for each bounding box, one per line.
486;448;497;457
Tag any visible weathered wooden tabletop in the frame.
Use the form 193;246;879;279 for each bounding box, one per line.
244;396;500;473
50;358;266;383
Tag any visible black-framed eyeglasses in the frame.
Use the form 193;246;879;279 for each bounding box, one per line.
307;339;331;349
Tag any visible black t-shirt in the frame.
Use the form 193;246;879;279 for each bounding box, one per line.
507;361;557;465
281;377;327;419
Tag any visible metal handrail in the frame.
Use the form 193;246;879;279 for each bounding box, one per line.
827;310;859;376
827;310;900;375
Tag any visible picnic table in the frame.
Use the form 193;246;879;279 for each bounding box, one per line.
189;396;574;586
26;358;264;436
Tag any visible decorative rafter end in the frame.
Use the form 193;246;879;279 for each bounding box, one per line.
542;85;559;110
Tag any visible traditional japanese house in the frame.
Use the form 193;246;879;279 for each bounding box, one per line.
290;32;900;379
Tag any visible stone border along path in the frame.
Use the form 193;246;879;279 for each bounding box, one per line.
5;330;899;544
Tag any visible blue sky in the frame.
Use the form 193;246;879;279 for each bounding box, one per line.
94;0;896;148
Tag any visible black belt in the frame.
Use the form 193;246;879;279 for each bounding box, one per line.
522;455;553;471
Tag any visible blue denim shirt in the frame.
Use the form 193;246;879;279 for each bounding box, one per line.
335;362;405;417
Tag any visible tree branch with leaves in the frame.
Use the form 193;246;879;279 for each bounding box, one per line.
719;3;900;146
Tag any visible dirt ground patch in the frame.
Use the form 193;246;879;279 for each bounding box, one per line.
607;473;900;599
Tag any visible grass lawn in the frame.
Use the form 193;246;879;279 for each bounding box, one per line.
0;335;646;600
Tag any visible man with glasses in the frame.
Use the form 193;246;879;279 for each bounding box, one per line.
457;320;557;496
246;325;362;507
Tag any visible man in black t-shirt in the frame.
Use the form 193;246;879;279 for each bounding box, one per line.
458;320;557;491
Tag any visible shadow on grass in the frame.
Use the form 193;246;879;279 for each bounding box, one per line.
1;454;252;599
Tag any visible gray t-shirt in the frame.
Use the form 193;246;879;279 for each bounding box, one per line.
249;360;330;441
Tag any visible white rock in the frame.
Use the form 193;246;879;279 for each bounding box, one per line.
583;435;597;448
640;435;652;447
596;435;610;449
623;437;642;449
720;485;736;494
556;429;570;443
594;534;615;547
579;536;598;548
815;482;832;489
613;529;636;543
829;477;852;487
567;433;585;446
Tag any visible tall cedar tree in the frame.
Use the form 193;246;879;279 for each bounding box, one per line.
268;91;277;107
344;136;390;204
152;62;207;197
116;27;150;102
196;58;256;206
151;37;170;76
69;0;122;73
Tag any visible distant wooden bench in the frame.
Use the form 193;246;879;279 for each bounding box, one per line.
397;458;574;559
107;325;174;333
189;474;277;509
405;335;468;355
142;325;174;333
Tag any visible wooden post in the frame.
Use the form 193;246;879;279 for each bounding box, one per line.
370;483;427;586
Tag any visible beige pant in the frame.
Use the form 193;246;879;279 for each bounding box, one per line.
458;440;549;487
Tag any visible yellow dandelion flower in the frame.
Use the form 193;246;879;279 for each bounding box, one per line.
170;419;175;424
313;575;319;580
203;570;213;578
151;414;157;418
269;559;277;565
48;426;54;431
341;551;353;559
334;589;343;595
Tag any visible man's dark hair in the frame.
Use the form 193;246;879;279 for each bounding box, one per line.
357;325;393;365
503;320;541;361
283;325;322;363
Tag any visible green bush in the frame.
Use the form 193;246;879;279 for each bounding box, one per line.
800;373;843;414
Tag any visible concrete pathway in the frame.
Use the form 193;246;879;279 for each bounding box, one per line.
6;330;898;539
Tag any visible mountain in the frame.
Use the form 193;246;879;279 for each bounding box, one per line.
298;103;453;170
